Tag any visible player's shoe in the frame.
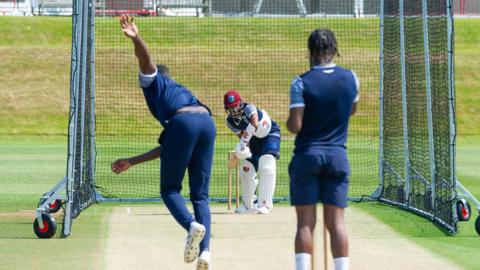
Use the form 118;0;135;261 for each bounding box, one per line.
184;221;206;264
235;205;258;214
257;206;271;215
197;250;212;270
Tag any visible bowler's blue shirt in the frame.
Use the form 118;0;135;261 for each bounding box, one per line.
139;69;199;128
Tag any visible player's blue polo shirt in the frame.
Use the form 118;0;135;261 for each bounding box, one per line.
290;63;359;153
289;63;359;207
139;70;200;128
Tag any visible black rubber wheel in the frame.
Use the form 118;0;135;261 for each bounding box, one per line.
47;200;62;214
457;199;471;222
33;214;57;238
475;216;480;236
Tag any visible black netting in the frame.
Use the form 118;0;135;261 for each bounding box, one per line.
382;0;405;204
67;0;96;225
93;0;380;200
381;0;456;233
62;0;457;234
429;0;455;228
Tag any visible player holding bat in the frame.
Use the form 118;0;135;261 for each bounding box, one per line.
224;90;280;215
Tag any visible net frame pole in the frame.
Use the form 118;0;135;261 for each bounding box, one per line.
78;0;90;190
64;0;90;235
63;0;82;236
88;0;96;197
446;0;457;219
422;0;436;210
399;0;410;202
378;0;385;196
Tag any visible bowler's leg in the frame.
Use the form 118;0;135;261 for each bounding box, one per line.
188;114;216;252
160;119;196;230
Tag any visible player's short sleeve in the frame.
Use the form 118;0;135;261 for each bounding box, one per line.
226;119;241;134
138;68;158;88
351;70;360;103
244;104;258;118
289;76;305;109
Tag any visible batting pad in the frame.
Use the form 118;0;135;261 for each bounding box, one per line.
239;160;258;208
257;154;276;208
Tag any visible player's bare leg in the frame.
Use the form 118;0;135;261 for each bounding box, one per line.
295;204;316;270
324;204;349;270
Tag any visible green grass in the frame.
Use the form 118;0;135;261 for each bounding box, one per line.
92;134;378;200
0;139;107;270
353;202;480;270
0;137;66;211
353;136;480;270
454;19;480;135
1;137;479;269
1;16;480;269
0;206;110;270
0;17;71;47
1;17;479;136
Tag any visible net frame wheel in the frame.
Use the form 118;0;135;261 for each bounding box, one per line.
33;214;57;239
456;198;471;222
475;216;480;236
47;199;62;214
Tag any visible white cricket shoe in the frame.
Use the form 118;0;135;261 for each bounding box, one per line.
197;250;212;270
184;221;206;264
235;205;258;214
257;206;271;215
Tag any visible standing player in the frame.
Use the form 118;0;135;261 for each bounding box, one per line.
111;15;215;270
224;90;280;214
287;29;359;270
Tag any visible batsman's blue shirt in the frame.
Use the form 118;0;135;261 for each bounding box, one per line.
290;64;359;153
226;103;281;164
226;103;281;138
139;69;200;128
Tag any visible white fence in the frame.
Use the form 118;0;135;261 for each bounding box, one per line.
1;0;479;17
0;0;33;16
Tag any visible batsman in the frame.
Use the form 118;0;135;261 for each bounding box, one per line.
224;90;280;214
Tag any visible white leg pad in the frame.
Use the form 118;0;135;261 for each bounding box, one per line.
257;154;276;208
239;160;258;208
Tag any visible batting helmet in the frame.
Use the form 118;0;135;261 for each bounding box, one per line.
224;90;242;108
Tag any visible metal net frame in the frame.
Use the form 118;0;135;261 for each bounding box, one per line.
379;0;457;233
55;0;458;236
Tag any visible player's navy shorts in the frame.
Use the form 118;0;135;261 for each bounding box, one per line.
248;134;281;170
289;147;350;208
